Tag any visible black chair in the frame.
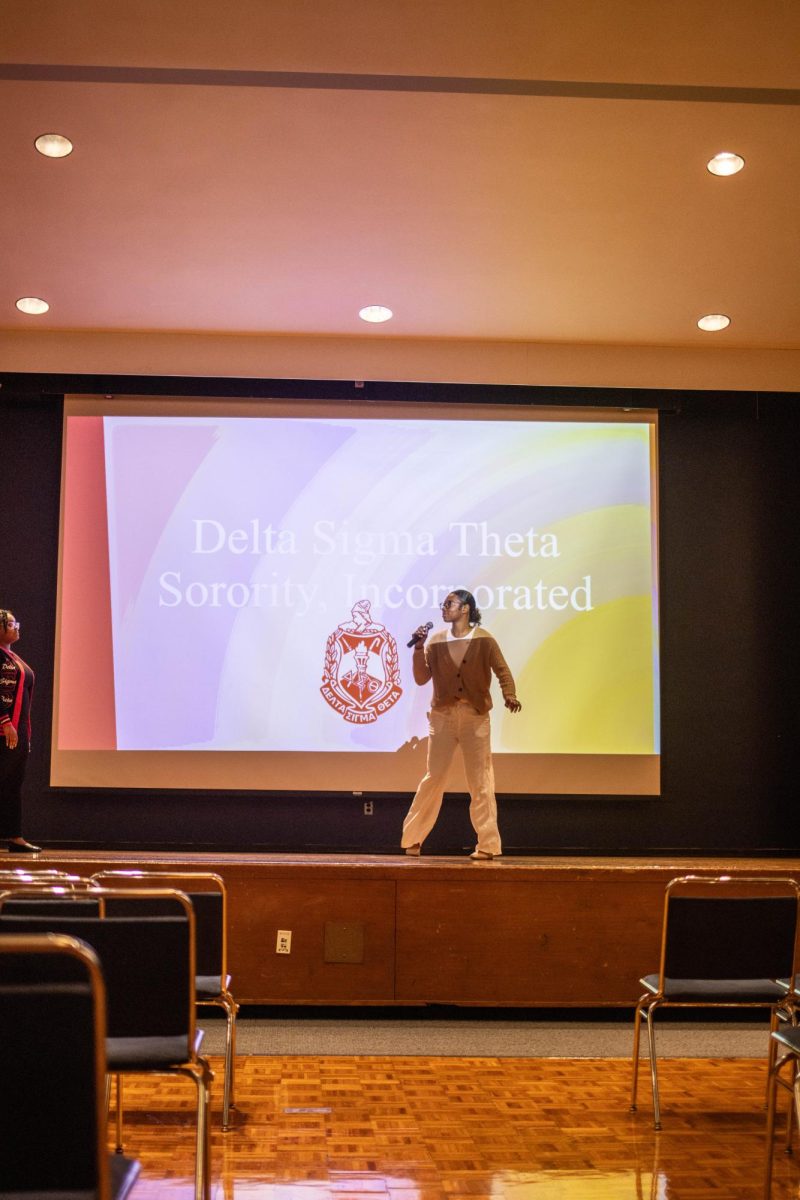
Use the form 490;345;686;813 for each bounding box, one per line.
0;930;140;1200
630;875;800;1129
91;868;239;1129
0;886;213;1200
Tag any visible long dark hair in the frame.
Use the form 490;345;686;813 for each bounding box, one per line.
451;589;481;626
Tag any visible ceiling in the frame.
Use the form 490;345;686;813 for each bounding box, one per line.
3;0;799;351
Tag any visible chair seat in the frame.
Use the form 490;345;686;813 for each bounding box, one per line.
772;1025;800;1054
106;1034;196;1068
195;973;230;998
0;1157;140;1200
641;973;787;1001
110;1152;141;1200
0;1192;97;1200
109;1154;141;1200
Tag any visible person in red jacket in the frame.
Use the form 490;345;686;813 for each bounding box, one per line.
0;608;41;853
401;589;522;860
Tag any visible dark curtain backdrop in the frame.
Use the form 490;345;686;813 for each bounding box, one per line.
2;381;797;853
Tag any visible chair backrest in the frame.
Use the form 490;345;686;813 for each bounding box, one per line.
0;868;85;887
90;870;227;979
0;931;110;1199
0;887;197;1045
3;897;102;916
659;876;800;985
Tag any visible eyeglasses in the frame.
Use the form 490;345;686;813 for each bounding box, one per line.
3;620;19;629
441;601;463;610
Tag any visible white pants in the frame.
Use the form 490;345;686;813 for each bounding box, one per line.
401;704;501;855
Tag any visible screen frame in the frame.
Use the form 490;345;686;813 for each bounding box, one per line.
52;394;660;796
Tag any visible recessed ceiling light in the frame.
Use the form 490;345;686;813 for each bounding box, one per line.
359;305;393;324
16;296;50;315
34;133;74;158
707;152;744;177
697;313;731;332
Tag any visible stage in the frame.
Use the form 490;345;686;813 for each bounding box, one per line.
9;850;800;1007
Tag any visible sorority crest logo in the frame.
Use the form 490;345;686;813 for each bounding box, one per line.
321;599;402;724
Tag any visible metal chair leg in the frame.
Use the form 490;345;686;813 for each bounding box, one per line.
644;1000;662;1130
764;1052;782;1198
767;1009;781;1107
196;1066;211;1200
793;1073;800;1157
630;994;647;1111
178;1058;213;1200
198;1058;213;1200
114;1073;124;1153
220;990;238;1129
785;1056;798;1154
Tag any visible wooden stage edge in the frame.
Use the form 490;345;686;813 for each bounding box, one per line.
8;850;800;1008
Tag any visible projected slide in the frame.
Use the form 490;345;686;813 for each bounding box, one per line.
53;399;659;794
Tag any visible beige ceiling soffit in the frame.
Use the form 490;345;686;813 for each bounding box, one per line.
1;62;799;106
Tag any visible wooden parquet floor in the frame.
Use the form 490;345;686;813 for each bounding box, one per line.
119;1055;800;1200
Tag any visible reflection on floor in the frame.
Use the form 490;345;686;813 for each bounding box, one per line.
121;1054;800;1199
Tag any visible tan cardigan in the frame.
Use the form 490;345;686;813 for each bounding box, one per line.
412;627;518;714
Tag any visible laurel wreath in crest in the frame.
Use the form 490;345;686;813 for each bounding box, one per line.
321;632;339;684
383;635;401;686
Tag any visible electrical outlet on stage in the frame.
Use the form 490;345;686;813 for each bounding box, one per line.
276;930;292;954
363;800;373;815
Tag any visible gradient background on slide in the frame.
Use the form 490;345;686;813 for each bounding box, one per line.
57;415;116;751
57;411;658;762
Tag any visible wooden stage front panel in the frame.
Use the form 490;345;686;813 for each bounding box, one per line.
22;851;800;1006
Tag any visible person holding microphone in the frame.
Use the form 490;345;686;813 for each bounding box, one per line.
401;589;521;860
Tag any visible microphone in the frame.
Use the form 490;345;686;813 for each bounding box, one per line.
407;621;433;649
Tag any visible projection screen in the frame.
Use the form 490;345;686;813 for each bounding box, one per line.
52;397;660;794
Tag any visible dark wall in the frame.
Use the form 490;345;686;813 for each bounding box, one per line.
2;380;797;854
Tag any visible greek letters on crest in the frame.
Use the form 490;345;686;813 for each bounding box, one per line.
321;599;402;724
